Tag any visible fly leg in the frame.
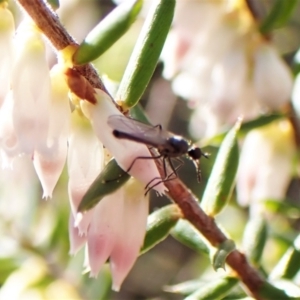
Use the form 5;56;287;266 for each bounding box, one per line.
145;157;184;195
144;156;168;191
104;154;163;183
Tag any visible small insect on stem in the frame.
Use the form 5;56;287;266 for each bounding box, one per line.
107;115;209;195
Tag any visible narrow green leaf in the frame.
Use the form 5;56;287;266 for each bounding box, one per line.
166;279;247;298
203;113;284;146
116;0;175;109
242;217;268;266
78;159;130;212
240;113;284;134
73;0;143;65
0;258;19;284
270;234;300;280
201;120;241;216
171;219;209;255
141;204;181;254
185;277;238;300
129;104;152;125
264;199;300;218
259;281;295;300
212;240;236;271
164;279;206;296
260;0;299;34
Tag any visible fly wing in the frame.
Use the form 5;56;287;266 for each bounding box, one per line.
107;115;168;147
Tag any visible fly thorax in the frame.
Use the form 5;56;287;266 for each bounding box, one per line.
159;136;189;157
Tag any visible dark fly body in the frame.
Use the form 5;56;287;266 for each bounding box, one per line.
107;115;209;193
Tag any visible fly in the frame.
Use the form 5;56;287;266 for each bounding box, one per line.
107;115;209;194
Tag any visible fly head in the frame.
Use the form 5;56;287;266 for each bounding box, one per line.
188;146;209;182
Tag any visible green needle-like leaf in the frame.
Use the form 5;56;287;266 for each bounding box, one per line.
78;159;130;212
242;217;268;266
171;219;209;255
259;281;295;300
164;279;207;296
270;234;300;280
116;0;175;109
203;113;284;146
260;0;299;34
185;277;238;300
141;204;181;254
201;119;241;216
264;199;300;218
73;0;143;65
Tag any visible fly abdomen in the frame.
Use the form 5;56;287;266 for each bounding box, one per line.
112;130;123;138
112;129;157;147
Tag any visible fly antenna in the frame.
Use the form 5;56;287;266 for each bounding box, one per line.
201;150;210;159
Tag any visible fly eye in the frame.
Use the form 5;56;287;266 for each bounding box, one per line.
188;147;202;160
189;147;209;160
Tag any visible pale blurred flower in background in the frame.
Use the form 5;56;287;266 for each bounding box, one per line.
160;0;293;138
236;120;296;216
0;4;14;104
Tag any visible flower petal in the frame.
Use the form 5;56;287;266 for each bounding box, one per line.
67;112;104;234
11;22;51;155
87;189;125;277
69;213;87;255
110;180;148;291
33;65;71;198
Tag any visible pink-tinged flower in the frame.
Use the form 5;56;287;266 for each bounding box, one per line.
161;0;223;80
0;4;14;105
236;121;295;216
80;89;167;195
68;110;104;236
11;21;51;156
33;65;71;198
84;179;148;291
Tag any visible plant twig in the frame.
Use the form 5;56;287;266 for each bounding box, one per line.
163;174;264;299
